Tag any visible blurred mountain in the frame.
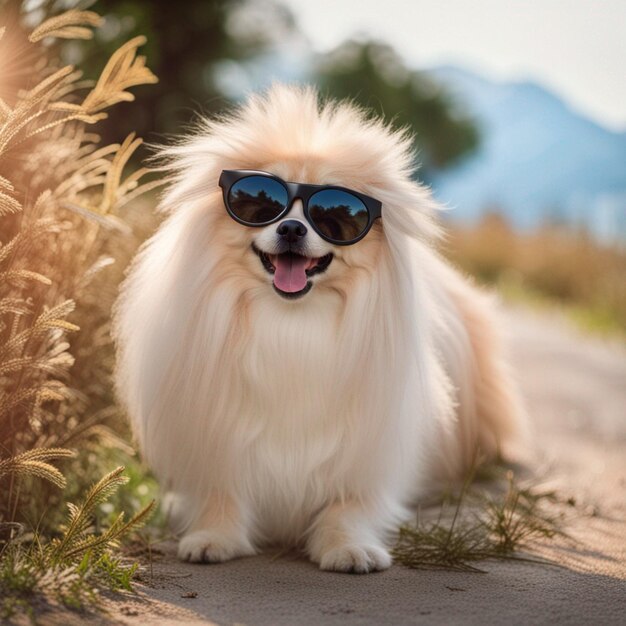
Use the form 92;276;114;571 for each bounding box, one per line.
428;66;626;243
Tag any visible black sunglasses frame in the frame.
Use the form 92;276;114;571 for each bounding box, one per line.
218;169;382;246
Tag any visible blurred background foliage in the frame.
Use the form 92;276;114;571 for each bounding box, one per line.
315;39;479;174
446;214;626;336
74;0;276;138
73;0;479;181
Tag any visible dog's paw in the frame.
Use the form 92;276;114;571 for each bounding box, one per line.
317;543;392;574
177;530;256;564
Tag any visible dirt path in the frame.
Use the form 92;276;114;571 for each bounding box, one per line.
92;308;626;625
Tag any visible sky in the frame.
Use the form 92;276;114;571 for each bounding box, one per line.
280;0;626;132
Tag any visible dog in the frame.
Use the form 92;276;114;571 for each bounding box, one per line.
113;84;525;573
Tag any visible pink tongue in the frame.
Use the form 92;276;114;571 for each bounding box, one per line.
273;254;309;293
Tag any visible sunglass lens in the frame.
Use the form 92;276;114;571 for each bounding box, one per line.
308;189;369;242
228;175;289;224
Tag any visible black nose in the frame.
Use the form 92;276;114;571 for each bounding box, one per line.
276;219;307;243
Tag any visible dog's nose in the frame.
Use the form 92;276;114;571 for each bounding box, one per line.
276;219;307;243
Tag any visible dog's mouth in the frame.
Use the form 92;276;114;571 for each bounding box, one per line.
251;244;333;299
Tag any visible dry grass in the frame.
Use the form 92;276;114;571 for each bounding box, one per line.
443;214;626;335
0;3;159;527
393;470;569;573
0;3;159;619
1;467;154;618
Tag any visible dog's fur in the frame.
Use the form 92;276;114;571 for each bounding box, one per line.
113;84;526;573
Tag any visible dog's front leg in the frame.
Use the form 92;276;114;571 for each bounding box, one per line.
306;500;393;573
177;492;256;563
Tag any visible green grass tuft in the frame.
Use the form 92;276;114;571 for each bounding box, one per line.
0;467;155;620
393;470;566;573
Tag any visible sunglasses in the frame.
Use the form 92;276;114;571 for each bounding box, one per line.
219;170;382;245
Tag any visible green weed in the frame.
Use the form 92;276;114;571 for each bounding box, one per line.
0;467;154;620
393;471;566;573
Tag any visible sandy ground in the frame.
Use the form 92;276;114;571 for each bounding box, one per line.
39;307;626;625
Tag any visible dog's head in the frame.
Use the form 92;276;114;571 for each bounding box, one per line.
157;84;440;304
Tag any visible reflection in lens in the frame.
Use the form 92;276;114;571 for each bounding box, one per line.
308;189;369;242
228;175;288;224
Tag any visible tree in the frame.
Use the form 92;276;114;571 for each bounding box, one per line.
80;0;296;140
315;39;479;180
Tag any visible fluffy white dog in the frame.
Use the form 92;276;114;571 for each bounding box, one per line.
113;84;525;573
